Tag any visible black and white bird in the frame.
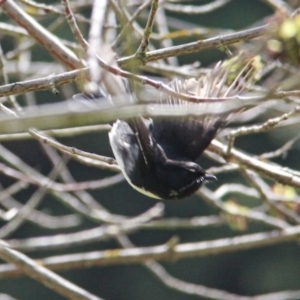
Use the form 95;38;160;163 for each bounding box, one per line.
76;54;253;200
108;64;244;200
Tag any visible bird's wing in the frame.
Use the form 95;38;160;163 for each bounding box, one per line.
151;76;230;161
127;117;159;168
152;115;226;161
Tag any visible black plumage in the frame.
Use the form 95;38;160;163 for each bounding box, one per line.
109;70;234;199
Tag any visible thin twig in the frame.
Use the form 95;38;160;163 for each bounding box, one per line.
0;241;104;300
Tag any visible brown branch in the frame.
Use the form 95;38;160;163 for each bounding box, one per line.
2;225;300;278
0;241;103;299
0;0;81;69
118;25;267;66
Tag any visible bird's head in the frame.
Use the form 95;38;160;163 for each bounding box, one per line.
151;156;216;199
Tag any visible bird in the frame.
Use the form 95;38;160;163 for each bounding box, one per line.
108;64;242;200
74;50;256;200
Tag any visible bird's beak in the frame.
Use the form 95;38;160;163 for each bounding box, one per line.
204;174;217;182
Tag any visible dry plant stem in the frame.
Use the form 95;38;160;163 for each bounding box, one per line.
258;135;300;160
7;179;114;225
5;33;80;60
5;216;222;252
7;223;146;252
0;13;80;48
227;106;300;154
51;190;126;223
56;192;122;223
40;142;129;224
118;25;267;66
0;64;241;102
7;203;164;252
0;182;81;229
0;94;118;176
0;22;28;37
214;183;260;199
242;170;300;224
0;181;27;202
87;0;108;86
102;5;117;43
19;0;91;23
207;163;239;175
1;198;80;230
146;260;245;300
142;61;197;77
28;128;119;168
112;0;151;48
146;260;300;300
5;16;81;60
142;215;224;230
118;234;300;300
153;13;233;39
0;162;123;191
198;186;289;229
108;0;143;39
0;103;18;117
0;144;120;223
155;6;178;66
6;24;80;61
0;158;67;239
0;209;16;222
0;45;21;111
0;97;254;135
0;138;161;226
0;242;104;300
118;234;246;300
214;182;300;205
164;0;230;14
135;0;159;62
45;170;123;191
210;140;300;188
62;0;87;50
2;218;223;251
0;124;111;142
2;224;300;279
0;67;87;98
20;0;65;15
12;26;227;102
0;0;81;69
275;90;300;98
